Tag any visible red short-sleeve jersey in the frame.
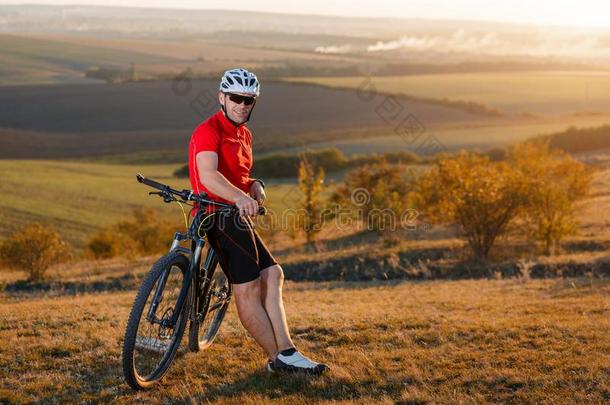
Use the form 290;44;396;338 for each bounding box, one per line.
188;110;256;211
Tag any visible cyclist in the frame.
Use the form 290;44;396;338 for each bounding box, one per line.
188;68;328;375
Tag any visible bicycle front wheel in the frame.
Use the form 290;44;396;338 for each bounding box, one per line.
122;252;191;390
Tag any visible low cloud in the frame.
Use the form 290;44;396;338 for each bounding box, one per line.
314;44;352;54
364;29;610;61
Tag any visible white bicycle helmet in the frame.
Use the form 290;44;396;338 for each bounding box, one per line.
219;68;260;96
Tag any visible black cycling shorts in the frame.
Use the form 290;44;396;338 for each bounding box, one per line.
199;210;278;284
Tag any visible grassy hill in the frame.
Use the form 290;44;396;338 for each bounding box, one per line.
0;159;304;248
0;30;367;87
0;273;608;403
0;160;184;246
285;71;610;116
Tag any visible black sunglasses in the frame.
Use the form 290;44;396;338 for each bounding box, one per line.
225;92;256;106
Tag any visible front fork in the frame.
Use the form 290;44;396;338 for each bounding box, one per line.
146;235;204;327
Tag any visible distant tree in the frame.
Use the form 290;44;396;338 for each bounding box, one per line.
414;142;594;259
297;152;325;246
413;151;528;260
0;223;72;281
331;159;414;237
511;141;593;255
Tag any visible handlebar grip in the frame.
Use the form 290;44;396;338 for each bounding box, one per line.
136;173;167;191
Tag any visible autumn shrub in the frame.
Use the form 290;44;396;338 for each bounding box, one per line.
297;152;326;246
412;141;593;260
87;208;176;259
0;223;72;281
413;151;528;261
511;141;593;255
331;159;415;237
86;229;138;259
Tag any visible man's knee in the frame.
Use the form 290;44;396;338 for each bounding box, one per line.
233;277;261;305
262;264;284;287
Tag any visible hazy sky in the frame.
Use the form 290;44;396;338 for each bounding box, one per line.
1;0;609;28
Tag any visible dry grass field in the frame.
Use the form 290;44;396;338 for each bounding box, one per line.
0;270;608;404
285;71;610;116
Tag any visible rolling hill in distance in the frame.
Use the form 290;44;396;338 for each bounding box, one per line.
0;79;491;158
1;4;610;86
1;4;609;160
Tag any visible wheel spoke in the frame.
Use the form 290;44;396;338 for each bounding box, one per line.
197;272;229;346
132;264;185;380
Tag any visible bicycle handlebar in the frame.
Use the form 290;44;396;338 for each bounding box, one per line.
136;173;266;216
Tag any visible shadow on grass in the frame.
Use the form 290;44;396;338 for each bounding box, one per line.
179;368;410;403
3;273;141;297
58;354;413;403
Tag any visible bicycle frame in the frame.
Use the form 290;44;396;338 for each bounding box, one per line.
147;210;224;329
135;174;252;331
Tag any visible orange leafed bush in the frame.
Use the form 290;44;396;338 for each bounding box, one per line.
87;208;176;259
0;223;72;281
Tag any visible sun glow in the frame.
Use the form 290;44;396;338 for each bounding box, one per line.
0;0;609;28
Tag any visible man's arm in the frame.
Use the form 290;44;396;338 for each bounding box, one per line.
196;151;259;216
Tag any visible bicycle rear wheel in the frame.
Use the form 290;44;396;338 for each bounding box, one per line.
122;252;191;389
188;267;231;352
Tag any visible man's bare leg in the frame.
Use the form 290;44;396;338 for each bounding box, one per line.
259;264;328;374
232;277;278;359
260;264;294;353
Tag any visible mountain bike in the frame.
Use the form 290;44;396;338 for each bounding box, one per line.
121;174;265;390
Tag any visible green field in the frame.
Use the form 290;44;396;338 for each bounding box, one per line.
0;160;302;248
285;71;610;116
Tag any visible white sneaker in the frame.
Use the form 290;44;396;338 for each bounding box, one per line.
271;349;328;375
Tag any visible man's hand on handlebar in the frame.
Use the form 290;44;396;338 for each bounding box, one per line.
250;181;266;206
137;173;266;216
235;194;260;217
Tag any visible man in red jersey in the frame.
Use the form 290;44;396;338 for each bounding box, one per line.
188;68;327;375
